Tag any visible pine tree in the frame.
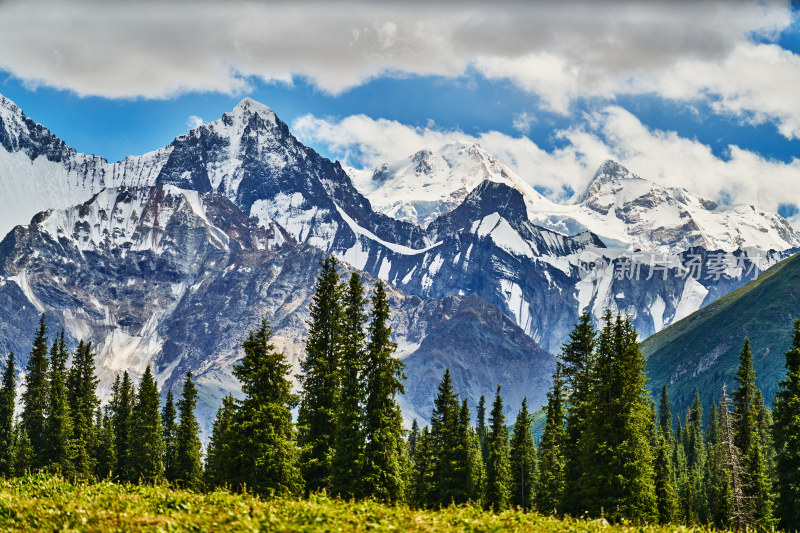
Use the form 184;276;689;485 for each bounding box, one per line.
331;272;367;499
484;385;510;510
0;353;16;476
297;255;343;493
733;338;757;458
560;311;597;515
362;280;406;502
66;340;99;478
476;395;488;464
509;397;536;511
429;368;461;505
773;318;800;531
681;392;706;524
95;410;115;479
746;426;775;531
13;425;32;474
161;388;177;482
753;389;775;475
45;332;73;475
580;313;656;523
174;372;203;489
654;433;678;524
111;371;135;482
231;318;302;495
204;394;236;487
460;400;484;503
20;314;49;468
536;364;566;515
408;419;420;460
716;386;749;531
658;385;672;439
410;426;435;508
131;366;164;483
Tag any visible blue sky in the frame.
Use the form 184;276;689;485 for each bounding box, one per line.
0;1;799;222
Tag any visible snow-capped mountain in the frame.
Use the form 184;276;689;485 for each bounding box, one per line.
0;184;552;432
353;145;799;254
1;93;795;427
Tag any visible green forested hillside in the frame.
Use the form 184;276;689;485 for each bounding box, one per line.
642;251;800;417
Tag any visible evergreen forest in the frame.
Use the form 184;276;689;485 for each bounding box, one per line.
2;255;800;532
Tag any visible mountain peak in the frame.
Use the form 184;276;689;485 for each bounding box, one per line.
231;97;276;119
575;160;642;204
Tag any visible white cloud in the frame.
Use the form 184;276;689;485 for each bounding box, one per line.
293;109;800;220
511;112;535;134
187;115;204;129
0;1;797;137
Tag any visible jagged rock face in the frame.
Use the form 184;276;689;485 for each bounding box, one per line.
0;184;553;434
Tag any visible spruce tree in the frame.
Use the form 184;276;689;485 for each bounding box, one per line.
773;318;800;531
111;371;135;482
131;366;164;483
580;313;656;523
560;311;597;515
476;395;488;463
161;388;177;482
408;419;420;459
331;272;367;499
509;397;536;511
460;399;484;503
13;425;32;474
297;255;343;493
681;392;706;524
484;385;510;510
66;340;99;478
231;318;302;495
654;433;678;524
658;385;672;438
0;353;16;476
95;410;115;479
536;364;566;515
174;372;203;489
362;280;406;502
746;426;775;530
716;386;749;530
21;314;49;468
429;368;461;505
204;394;236;487
410;426;435;508
733;338;757;458
45;332;73;475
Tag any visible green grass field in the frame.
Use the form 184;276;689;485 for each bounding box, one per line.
0;474;716;532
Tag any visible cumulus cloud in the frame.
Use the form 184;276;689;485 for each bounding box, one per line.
293;109;800;223
0;1;797;136
187;115;204;129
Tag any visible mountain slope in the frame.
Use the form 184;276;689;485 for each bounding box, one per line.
641;250;800;416
0;184;554;432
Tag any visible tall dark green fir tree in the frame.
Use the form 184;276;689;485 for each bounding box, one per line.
66;340;99;478
161;388;177;481
174;372;203;489
509;397;536;511
410;426;435;508
429;368;461;505
232;318;302;495
408;419;420;460
484;385;510;511
536;364;566;515
658;385;672;439
476;395;488;463
20;314;49;468
773;318;800;531
111;371;135;482
331;272;367;499
131;366;164;483
0;353;16;476
560;311;597;515
204;394;236;487
362;280;406;502
580;313;656;523
45;331;73;475
654;433;678;524
297;255;343;493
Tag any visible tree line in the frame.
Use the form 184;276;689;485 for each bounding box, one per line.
2;255;800;532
